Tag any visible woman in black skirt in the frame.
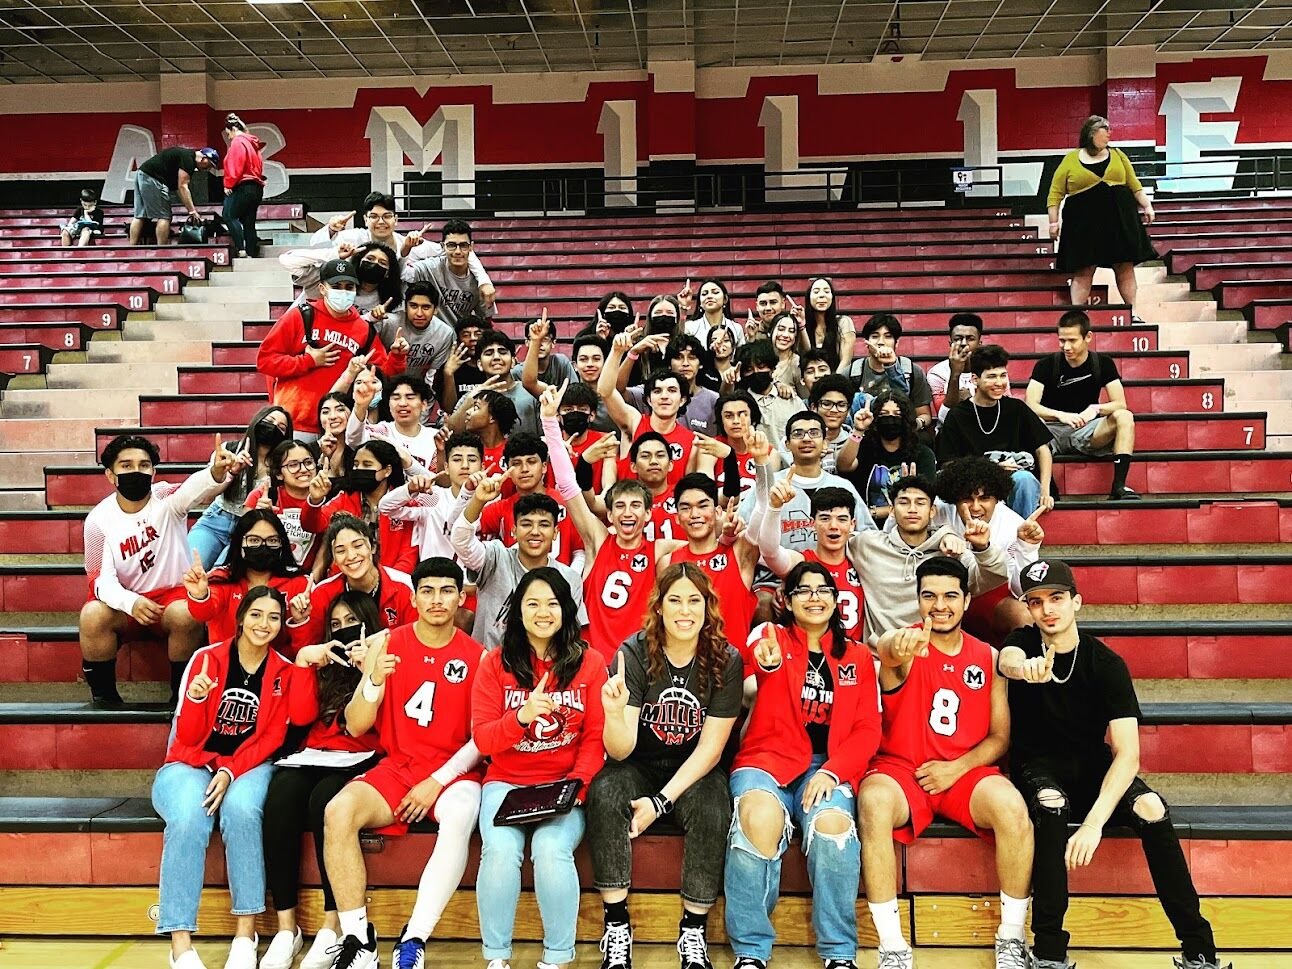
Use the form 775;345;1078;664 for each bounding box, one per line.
1047;115;1157;321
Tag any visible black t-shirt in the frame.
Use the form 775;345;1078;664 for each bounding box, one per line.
620;634;743;763
936;397;1053;465
1002;625;1141;769
801;650;835;755
1030;352;1120;415
203;656;267;756
140;147;199;191
436;362;486;406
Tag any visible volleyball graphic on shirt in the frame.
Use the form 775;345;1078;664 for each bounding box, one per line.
525;708;569;744
641;685;704;746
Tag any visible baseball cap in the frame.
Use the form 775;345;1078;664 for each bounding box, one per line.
1019;558;1078;597
319;258;359;286
197;147;221;166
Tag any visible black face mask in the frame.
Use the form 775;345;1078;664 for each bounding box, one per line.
357;261;387;284
875;415;905;441
739;372;774;395
348;469;383;493
256;420;286;449
560;411;592;436
241;545;281;572
114;471;153;502
332;625;364;645
603;309;632;333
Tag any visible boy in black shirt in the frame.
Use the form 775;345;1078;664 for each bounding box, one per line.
62;188;105;247
999;559;1228;969
937;345;1054;518
1025;310;1141;500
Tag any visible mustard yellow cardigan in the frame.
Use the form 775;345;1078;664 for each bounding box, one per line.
1047;148;1144;207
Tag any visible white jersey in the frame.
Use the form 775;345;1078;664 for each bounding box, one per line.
84;468;225;614
378;483;469;563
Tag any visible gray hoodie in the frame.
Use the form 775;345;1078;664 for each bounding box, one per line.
847;525;1008;648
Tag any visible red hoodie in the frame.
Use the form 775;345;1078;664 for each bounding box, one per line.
287;565;416;655
734;622;882;788
472;647;607;793
256;299;404;434
223;132;266;190
299;491;418;575
187;569;310;646
165;641;316;780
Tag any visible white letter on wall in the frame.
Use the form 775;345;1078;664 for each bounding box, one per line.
248;123;290;200
598;100;638;208
102;125;157;204
1159;77;1241;193
365;105;476;210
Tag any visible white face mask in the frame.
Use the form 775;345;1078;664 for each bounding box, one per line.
324;286;356;313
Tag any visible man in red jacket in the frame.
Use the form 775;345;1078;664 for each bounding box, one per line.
256;258;403;440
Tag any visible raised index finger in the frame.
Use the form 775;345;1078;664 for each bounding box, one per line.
616;652;625;680
199;653;210;678
1026;504;1048;522
535;671;551;694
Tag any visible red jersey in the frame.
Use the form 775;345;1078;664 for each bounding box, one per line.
482;441;505;475
188;570;310;645
804;551;865;643
643;491;678;543
668;543;755;649
876;630;995;769
478;491;584;566
585;537;656;660
619;419;695;489
373;624;486;777
544;431;612;491
288;566;416;656
471;647;608;789
298;491;418;575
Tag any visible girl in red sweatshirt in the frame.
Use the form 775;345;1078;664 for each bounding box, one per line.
245;440;323;570
221;113;266;258
151;586;317;969
471;567;607;969
724;560;882;969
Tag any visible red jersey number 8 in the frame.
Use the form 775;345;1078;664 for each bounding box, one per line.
929;687;959;737
602;571;632;609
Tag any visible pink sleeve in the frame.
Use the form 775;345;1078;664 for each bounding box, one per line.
541;416;581;501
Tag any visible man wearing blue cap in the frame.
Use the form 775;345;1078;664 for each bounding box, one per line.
128;145;220;246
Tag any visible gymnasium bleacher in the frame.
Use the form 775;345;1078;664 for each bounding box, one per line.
0;196;1289;955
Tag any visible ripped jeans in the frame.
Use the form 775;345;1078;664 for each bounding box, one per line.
724;756;861;963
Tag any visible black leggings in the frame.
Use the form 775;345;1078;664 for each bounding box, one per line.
223;181;264;257
1016;757;1216;963
263;758;377;913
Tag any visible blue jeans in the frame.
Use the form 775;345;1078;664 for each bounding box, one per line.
476;780;585;966
223;181;263;258
188;503;238;570
152;761;276;934
725;757;861;962
1007;469;1041;518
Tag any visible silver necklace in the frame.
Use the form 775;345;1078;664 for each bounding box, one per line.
1048;638;1079;685
973;400;1002;436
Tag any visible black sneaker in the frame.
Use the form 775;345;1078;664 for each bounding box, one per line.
330;924;378;969
732;960;767;969
677;925;712;969
824;961;859;969
599;922;632;969
1109;485;1142;500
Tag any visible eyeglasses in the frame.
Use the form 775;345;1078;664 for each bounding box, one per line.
243;537;284;549
365;212;396;222
443;241;472;251
789;586;836;601
815;399;849;411
789;428;824;441
282;458;316;473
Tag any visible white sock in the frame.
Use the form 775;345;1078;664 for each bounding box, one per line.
868;899;908;951
338;907;367;942
998;891;1031;941
405;782;480;941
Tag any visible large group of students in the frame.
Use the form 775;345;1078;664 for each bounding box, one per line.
75;193;1232;969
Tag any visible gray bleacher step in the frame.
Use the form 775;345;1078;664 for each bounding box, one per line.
0;450;90;488
1147;773;1292;807
0;681;168;702
0;491;46;512
1136;679;1292;703
0;769;156;799
1080;603;1292;621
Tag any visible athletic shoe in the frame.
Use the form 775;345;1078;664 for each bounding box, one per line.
1174;958;1233;969
485;961;510;969
732;959;767;969
600;922;632;969
301;929;339;969
824;961;859;969
170;950;209;969
677;925;712;968
1033;959;1076;969
260;929;303;969
994;937;1031;969
392;929;425;969
224;935;259;969
1109;485;1142;500
331;924;379;969
877;949;914;969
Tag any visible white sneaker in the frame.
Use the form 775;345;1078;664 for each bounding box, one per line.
302;929;340;969
224;935;259;969
877;948;914;969
170;950;209;969
485;961;511;969
260;929;304;969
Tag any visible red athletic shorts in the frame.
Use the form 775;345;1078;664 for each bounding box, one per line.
866;756;1002;844
352;757;476;836
963;582;1013;642
99;584;190;639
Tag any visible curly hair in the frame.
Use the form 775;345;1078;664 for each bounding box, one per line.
640;563;728;695
935;455;1014;504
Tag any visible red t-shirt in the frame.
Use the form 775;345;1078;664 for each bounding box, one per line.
478;491;584;567
668;543;755;649
804;550;866;644
642;491;678;543
374;623;486;777
188;570;310;646
544;431;613;491
584;537;656;659
875;630;995;769
618;420;695;489
298;491;418;575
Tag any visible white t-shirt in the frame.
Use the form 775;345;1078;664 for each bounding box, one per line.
346;415;439;469
378;483;466;563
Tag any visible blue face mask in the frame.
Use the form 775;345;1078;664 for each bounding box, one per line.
324;287;356;313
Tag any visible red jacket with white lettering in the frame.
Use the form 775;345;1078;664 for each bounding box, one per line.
471;647;607;792
165;641;317;780
734;622;882;788
255;299;405;434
